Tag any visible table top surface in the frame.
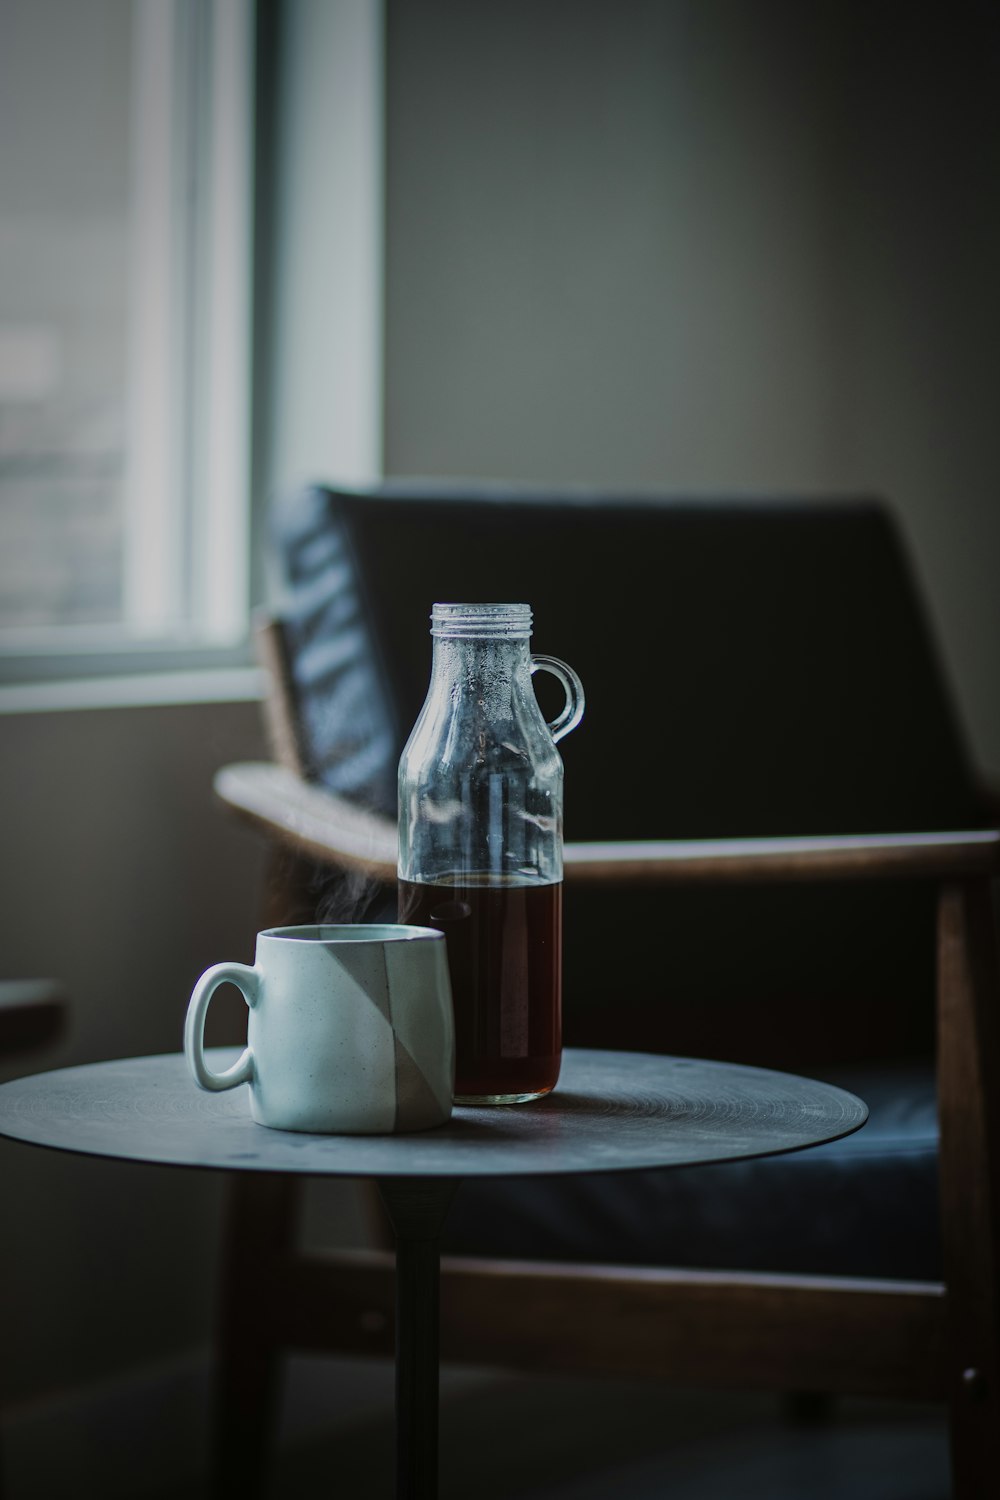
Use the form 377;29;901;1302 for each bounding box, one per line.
0;1048;866;1179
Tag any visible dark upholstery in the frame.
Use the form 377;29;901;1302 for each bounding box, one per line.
271;482;985;1279
445;1063;941;1280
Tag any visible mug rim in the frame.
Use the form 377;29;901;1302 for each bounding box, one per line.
258;923;445;944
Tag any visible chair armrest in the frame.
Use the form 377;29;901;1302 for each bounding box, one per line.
0;979;68;1055
977;770;1000;825
563;830;1000;883
214;763;398;882
215;762;1000;887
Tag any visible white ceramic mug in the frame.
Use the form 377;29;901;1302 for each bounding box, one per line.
184;924;454;1133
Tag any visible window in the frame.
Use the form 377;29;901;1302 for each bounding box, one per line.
0;0;255;679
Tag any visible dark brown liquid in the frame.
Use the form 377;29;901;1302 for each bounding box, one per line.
398;877;562;1100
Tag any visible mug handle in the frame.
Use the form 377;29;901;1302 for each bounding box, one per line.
184;962;258;1091
530;654;585;743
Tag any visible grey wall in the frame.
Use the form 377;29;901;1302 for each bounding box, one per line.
264;0;383;497
0;701;268;1400
384;0;1000;770
0;700;372;1410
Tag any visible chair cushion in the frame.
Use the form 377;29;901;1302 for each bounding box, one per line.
441;1063;940;1281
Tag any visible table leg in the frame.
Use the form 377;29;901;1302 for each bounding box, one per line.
212;1173;299;1500
377;1177;458;1500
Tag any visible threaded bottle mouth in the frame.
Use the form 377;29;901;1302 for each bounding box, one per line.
430;602;532;639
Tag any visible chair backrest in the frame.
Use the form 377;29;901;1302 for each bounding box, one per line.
270;483;984;1067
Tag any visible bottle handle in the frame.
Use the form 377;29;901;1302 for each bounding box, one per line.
530;655;585;743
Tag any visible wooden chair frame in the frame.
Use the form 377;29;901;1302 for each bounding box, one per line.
210;620;1000;1497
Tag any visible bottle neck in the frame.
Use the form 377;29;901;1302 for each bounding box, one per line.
430;633;531;686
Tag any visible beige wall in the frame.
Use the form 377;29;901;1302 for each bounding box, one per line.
0;699;368;1407
0;700;267;1399
384;0;1000;770
0;697;372;1407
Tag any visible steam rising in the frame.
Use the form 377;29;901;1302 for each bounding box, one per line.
264;850;394;929
314;863;394;926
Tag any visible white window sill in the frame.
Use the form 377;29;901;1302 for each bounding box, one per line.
0;666;264;714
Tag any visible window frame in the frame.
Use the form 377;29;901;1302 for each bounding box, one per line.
0;0;257;690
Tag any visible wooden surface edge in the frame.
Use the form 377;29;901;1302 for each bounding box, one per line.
264;1248;948;1401
563;829;1000;883
214;762;398;881
215;760;1000;885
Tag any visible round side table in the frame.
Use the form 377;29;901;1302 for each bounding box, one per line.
0;1047;866;1499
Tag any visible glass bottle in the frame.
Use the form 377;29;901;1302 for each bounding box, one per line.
397;603;584;1105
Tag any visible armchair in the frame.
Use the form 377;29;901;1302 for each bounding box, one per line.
214;484;1000;1496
